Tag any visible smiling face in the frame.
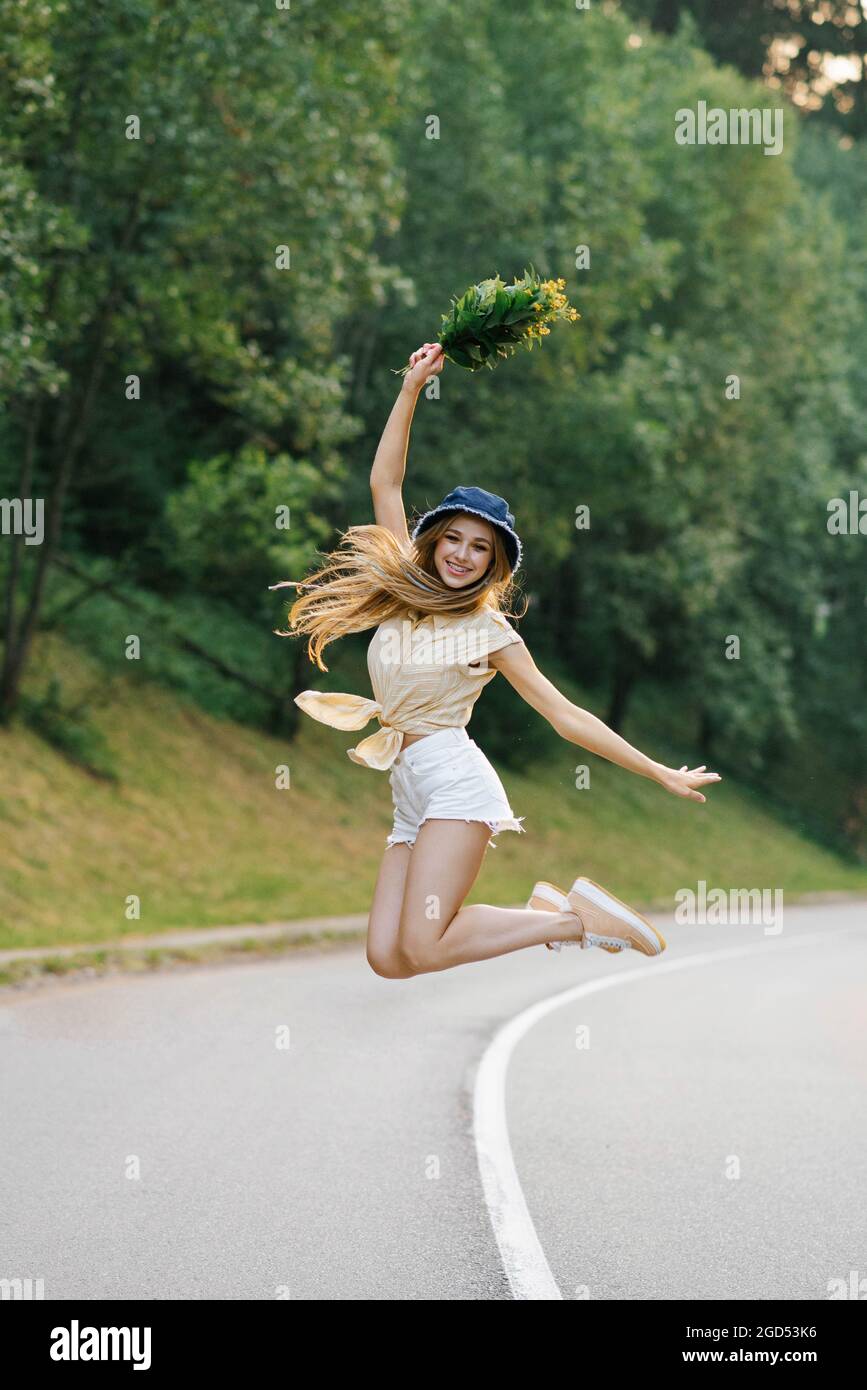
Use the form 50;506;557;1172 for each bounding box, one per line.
431;513;497;587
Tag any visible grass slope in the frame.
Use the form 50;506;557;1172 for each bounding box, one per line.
1;633;865;951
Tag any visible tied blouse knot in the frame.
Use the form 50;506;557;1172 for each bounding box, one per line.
294;606;524;770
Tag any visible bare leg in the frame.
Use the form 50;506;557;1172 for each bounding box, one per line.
367;841;415;977
397;819;582;976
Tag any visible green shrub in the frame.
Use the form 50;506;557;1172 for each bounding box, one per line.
19;678;118;781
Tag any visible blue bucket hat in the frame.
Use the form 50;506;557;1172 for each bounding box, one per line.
410;485;523;573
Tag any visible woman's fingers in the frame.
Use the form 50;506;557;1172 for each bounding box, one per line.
665;766;721;800
409;343;441;363
679;765;721;782
407;343;444;377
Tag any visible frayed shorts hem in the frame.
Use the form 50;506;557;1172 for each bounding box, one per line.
385;814;526;851
385;727;523;852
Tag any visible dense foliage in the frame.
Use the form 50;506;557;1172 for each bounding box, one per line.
1;0;865;855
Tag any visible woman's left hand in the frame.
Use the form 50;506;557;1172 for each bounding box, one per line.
655;763;722;802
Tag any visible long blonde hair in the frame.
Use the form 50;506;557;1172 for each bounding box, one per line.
273;511;525;670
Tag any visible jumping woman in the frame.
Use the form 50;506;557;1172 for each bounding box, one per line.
275;342;721;979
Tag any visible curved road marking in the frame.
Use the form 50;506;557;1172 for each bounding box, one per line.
471;930;858;1300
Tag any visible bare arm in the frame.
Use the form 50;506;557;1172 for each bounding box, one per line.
370;343;444;544
490;641;722;802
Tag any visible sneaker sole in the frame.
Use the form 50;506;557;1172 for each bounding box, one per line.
568;877;666;956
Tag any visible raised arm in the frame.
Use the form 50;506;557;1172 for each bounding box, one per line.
370;342;444;545
490;641;722;802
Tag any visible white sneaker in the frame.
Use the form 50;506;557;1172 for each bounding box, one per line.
526;880;585;951
528;878;666;956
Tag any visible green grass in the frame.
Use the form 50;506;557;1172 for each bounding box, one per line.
1;630;865;952
0;930;365;989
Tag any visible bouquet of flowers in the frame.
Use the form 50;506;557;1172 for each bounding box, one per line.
394;267;579;375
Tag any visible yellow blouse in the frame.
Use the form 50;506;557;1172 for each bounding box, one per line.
294;605;525;770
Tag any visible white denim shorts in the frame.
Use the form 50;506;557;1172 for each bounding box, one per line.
385;726;525;850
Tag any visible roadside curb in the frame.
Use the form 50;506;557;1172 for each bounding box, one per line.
1;890;865;990
0;914;370;965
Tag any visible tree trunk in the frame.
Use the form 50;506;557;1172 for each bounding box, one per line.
350;312;381;415
0;404;44;720
554;554;575;657
698;705;715;761
843;781;867;861
0;191;145;721
266;640;309;736
0;43;98;722
606;659;635;733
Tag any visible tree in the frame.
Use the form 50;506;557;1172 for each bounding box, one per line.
0;0;410;717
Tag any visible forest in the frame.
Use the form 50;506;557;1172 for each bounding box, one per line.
1;0;865;865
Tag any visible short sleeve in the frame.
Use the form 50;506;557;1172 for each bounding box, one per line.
475;607;524;657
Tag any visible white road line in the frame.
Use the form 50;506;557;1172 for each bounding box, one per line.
471;929;861;1301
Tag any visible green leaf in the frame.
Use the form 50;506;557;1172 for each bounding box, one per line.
444;345;474;368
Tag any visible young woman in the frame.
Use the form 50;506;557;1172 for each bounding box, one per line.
275;342;721;979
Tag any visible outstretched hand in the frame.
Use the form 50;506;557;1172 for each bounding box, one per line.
656;763;722;803
401;342;445;393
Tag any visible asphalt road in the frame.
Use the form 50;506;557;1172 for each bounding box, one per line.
1;900;865;1300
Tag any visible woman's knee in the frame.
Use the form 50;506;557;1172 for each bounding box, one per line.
394;917;449;976
366;945;416;979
